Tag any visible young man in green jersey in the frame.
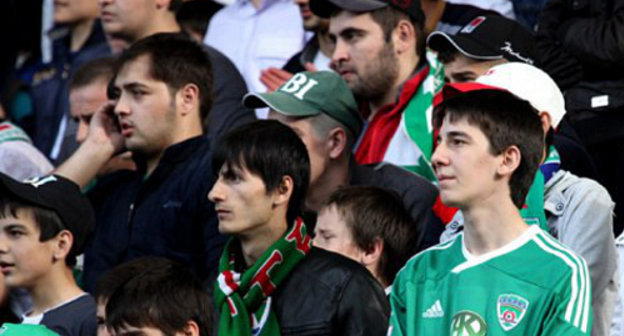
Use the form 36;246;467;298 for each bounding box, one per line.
388;89;592;335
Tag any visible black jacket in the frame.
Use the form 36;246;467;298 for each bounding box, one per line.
203;45;256;142
282;34;320;74
536;0;624;122
271;247;389;335
83;136;227;292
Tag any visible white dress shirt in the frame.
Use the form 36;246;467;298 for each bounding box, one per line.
205;0;305;103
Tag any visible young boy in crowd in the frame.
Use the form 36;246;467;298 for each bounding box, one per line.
389;89;592;335
94;258;170;336
0;173;96;335
314;186;417;293
102;257;213;336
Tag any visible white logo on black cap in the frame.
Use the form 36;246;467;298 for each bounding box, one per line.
25;175;58;188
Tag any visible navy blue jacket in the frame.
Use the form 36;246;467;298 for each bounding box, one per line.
83;136;226;292
29;20;110;162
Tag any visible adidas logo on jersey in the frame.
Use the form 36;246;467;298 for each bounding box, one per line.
422;300;444;318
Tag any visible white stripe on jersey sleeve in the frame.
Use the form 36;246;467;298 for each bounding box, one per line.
533;231;591;333
537;231;591;333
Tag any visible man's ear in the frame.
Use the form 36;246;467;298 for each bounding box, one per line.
177;83;200;117
538;111;552;134
52;230;73;262
497;145;521;178
393;19;416;55
181;320;200;336
361;238;384;273
273;175;294;207
327;127;347;159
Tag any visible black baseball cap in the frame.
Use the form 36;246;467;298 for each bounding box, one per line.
0;173;95;257
310;0;425;26
427;15;537;64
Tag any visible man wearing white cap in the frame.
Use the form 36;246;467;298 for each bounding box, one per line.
444;62;618;336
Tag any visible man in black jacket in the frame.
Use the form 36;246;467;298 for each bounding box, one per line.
56;33;226;293
209;120;389;336
245;71;440;250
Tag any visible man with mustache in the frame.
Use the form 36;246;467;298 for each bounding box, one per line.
310;0;444;183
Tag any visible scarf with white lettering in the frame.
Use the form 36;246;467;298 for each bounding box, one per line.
215;218;311;336
0;122;32;145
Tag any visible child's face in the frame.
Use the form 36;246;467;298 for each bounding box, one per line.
0;209;57;289
313;205;363;262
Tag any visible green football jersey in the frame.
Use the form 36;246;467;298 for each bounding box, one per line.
389;225;592;336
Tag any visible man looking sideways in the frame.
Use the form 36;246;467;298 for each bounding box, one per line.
209;120;389;335
57;33;226;293
389;90;592;335
310;0;444;181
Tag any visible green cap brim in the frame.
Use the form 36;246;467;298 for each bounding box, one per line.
243;92;322;118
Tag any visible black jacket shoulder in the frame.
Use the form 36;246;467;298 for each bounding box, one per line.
272;247;389;336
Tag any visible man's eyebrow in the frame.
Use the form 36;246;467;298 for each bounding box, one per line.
450;71;477;80
446;130;472;140
3;223;26;231
121;82;149;91
118;331;147;336
338;27;367;37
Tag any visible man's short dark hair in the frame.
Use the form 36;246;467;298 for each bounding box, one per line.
0;197;77;266
115;33;213;122
369;7;426;60
433;89;544;208
323;186;416;285
95;257;167;303
105;257;213;336
212;120;310;224
69;57;116;91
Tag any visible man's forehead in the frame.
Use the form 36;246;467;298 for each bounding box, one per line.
329;10;378;32
115;55;154;84
439;116;481;137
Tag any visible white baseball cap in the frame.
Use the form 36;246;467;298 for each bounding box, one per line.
476;62;566;128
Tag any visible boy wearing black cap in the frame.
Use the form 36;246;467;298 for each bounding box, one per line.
426;15;538;83
0;173;96;336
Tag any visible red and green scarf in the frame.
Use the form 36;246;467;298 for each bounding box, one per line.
0;121;32;145
215;218;311;336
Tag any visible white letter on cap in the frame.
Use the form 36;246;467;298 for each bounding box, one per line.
281;73;308;94
293;79;318;100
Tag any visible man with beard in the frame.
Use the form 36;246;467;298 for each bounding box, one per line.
310;0;444;182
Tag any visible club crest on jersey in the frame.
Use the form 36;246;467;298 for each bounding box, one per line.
497;294;529;331
451;310;487;336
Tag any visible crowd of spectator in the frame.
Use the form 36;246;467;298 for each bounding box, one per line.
0;0;623;335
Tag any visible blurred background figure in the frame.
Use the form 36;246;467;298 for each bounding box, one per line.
204;0;306;116
176;0;223;43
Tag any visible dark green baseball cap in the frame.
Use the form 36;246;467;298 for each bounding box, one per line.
0;324;61;336
243;71;363;137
